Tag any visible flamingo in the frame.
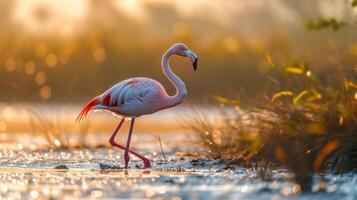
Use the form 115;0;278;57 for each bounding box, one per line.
76;43;198;169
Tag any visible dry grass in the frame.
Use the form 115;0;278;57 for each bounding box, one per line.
24;106;92;149
190;61;357;191
0;103;188;150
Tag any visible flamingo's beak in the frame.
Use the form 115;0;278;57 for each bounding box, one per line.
184;50;198;71
193;57;198;71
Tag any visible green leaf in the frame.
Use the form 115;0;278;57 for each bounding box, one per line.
305;18;346;31
285;67;304;75
349;82;357;89
306;88;322;102
212;96;240;106
352;0;357;7
272;91;294;102
293;90;309;107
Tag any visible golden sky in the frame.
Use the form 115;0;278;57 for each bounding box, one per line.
7;0;355;36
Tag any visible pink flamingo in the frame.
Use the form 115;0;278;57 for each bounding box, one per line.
76;43;198;169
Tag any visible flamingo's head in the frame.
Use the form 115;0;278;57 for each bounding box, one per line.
169;43;198;71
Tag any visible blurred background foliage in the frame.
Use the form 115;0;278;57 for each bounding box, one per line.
0;0;356;102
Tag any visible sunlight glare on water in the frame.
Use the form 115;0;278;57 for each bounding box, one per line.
0;120;356;200
0;148;356;199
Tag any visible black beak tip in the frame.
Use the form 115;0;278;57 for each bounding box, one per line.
193;58;198;71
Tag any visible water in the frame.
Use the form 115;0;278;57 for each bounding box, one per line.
0;105;356;199
1;135;357;200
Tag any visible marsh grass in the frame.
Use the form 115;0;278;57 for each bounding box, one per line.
190;60;357;191
24;106;92;149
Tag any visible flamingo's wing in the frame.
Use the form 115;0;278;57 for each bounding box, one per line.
76;78;164;121
99;78;162;109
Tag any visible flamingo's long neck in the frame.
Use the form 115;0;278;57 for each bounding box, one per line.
161;50;187;108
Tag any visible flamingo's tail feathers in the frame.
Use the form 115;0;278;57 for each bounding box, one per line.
76;97;99;123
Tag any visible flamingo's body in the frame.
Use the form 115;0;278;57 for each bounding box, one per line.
77;77;178;120
76;43;198;169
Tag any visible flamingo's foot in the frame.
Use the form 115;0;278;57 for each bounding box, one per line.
124;153;130;169
143;159;151;168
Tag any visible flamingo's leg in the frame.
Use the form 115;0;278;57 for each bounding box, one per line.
124;118;135;169
109;118;151;168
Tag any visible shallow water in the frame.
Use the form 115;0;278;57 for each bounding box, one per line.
1;139;357;200
0;105;357;199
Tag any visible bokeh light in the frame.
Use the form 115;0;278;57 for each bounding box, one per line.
46;53;57;68
24;61;36;75
35;71;47;86
0;0;354;102
5;57;16;72
38;85;52;99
